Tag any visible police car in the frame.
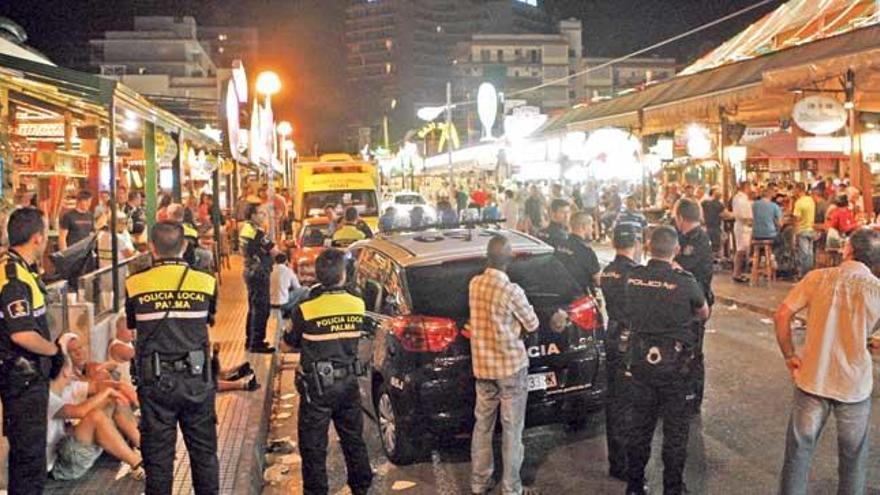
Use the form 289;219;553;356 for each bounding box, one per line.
349;227;606;464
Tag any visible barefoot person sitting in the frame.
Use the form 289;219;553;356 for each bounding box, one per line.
47;355;145;481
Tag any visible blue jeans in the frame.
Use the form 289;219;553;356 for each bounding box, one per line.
779;388;871;495
471;367;528;495
796;231;815;278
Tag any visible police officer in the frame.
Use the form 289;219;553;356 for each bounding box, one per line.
283;249;373;495
623;226;709;495
557;210;601;295
331;207;369;246
537;198;570;249
673;198;714;415
241;204;275;353
598;223;642;481
125;221;219;494
0;208;64;495
167;203;201;269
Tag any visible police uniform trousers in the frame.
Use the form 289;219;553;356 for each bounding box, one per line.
138;372;219;495
625;358;692;494
605;338;630;477
1;380;48;495
297;374;373;495
244;269;270;348
688;323;706;415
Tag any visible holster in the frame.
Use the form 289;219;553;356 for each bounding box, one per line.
629;332;695;377
0;355;41;399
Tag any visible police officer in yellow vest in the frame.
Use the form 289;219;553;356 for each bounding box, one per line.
125;221;219;494
240;204;274;353
331;207;371;246
0;208;65;494
283;249;373;495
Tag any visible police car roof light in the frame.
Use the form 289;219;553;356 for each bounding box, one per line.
390;316;458;353
568;295;599;333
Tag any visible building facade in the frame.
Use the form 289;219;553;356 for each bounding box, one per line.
581;56;678;101
452;19;585;141
90;16;223;127
198;26;259;69
345;0;554;149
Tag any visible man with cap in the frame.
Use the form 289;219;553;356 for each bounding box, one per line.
599;223;642;481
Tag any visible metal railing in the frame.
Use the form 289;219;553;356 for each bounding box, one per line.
77;252;152;320
45;280;70;339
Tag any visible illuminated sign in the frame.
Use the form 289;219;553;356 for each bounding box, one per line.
792;96;847;136
477;82;498;141
417;122;460;151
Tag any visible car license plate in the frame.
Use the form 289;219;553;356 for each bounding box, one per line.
527;372;557;392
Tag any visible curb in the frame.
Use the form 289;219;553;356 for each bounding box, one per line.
232;351;278;495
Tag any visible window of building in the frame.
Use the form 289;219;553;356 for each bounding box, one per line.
480;49;490;62
385;63;393;74
497;49;504;62
530;49;540;63
515;49;522;58
218;34;228;41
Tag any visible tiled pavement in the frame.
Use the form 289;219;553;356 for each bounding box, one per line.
33;256;276;494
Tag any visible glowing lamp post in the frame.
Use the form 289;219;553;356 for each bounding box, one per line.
256;70;281;238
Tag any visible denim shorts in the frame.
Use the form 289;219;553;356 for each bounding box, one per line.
51;436;103;480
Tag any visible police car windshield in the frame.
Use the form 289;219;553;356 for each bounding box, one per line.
406;253;583;322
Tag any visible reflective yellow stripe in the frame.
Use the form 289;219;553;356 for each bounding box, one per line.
300;293;365;321
302;331;362;341
331;226;365;242
125;265;216;297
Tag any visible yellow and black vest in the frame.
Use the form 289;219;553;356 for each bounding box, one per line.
0;251;51;374
286;287;365;368
125;258;217;358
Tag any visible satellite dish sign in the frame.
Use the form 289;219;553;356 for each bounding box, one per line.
477;82;498;141
792;95;847;135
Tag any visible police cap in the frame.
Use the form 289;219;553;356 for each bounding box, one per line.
612;223;641;248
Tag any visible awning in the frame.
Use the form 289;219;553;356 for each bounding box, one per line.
0;53;219;149
551;23;880;136
746;131;848;160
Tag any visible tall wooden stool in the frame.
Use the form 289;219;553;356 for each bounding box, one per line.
749;240;775;287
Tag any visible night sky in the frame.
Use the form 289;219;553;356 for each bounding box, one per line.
0;0;778;150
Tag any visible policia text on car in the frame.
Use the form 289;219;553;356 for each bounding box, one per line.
125;221;220;495
0;208;65;495
282;248;373;495
621;226;710;495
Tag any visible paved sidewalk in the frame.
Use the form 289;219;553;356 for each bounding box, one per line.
0;256;278;494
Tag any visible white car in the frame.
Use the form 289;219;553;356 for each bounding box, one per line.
382;191;437;227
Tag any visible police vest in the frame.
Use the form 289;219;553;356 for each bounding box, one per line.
332;225;366;243
0;252;51;374
125;259;216;358
297;289;365;367
183;222;199;240
240;221;257;245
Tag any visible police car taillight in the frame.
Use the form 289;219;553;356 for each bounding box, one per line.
568;296;599;332
390;316;458;352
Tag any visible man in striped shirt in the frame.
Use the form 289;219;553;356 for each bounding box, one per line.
468;235;539;495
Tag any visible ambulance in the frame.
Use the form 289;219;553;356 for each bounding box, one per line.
292;153;380;235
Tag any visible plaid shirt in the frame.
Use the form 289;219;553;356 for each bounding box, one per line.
468;268;539;380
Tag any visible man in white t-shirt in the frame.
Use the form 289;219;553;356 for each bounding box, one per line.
731;181;753;283
47;357;144;481
775;229;880;494
270;253;308;318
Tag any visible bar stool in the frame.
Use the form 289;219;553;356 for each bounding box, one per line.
749;239;775;287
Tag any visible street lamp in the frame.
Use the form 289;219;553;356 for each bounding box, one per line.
277;121;293;191
256;70;281;239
